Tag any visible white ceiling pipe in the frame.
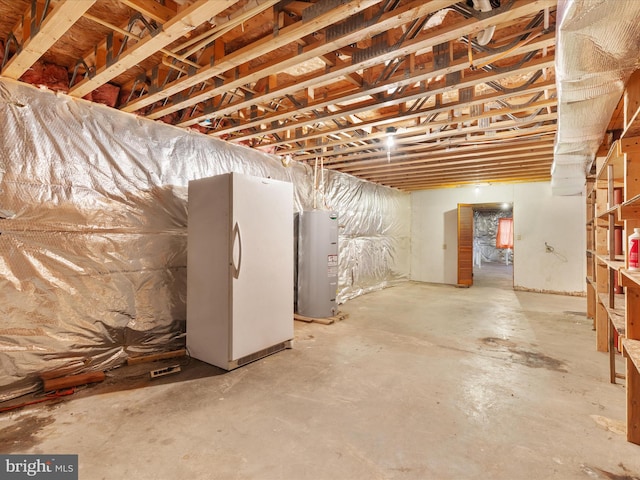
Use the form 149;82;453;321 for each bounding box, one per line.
472;0;495;46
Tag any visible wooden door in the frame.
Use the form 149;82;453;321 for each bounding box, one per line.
457;204;474;286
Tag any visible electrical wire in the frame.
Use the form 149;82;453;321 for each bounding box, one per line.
0;388;76;413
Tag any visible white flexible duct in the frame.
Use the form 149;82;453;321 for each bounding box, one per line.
472;0;495;45
552;0;640;195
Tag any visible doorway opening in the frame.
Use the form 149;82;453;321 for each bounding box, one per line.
457;202;514;288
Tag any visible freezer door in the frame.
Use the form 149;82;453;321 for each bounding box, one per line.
230;173;294;360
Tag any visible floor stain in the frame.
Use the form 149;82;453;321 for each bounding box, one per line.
581;464;640;480
480;337;567;372
481;337;516;348
510;349;567;372
0;413;55;453
564;311;588;317
590;415;626;436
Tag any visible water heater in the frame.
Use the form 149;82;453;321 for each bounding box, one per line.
297;210;338;318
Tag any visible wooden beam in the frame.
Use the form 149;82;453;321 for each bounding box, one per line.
344;151;555;176
1;0;97;79
69;0;229;98
290;110;558;161
177;0;556;128
388;169;552;188
399;176;551;191
282;1;314;17
360;160;553;182
121;0;387;113
202;33;556;138
326;138;556;170
120;0;176;23
144;0;459;119
299;124;558;162
370;173;553;192
364;170;554;188
343;71;363;87
265;87;557;150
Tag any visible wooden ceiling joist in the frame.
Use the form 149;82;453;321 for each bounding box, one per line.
184;10;557;131
270;95;557;155
120;0;175;23
69;0;229;98
120;0;385;113
213;42;556;141
294;112;557;160
256;81;557;150
362;158;553;181
344;149;555;177
324;133;556;163
149;0;460;121
1;0;98;80
388;169;552;189
326;138;556;169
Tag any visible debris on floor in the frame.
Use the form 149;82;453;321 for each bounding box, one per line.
294;312;349;325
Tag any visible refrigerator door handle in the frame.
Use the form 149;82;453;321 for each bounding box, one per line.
231;221;242;279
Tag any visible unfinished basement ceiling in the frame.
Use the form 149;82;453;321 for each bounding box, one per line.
0;0;559;191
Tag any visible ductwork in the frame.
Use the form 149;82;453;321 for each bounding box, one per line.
552;0;640;195
472;0;495;46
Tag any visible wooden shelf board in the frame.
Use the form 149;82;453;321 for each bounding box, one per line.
621;269;640;289
597;204;624;224
611;309;626;336
622;105;640;140
624;338;640;373
621;136;640;155
595;140;624;180
597;292;625;317
619;193;640;219
596;255;625;271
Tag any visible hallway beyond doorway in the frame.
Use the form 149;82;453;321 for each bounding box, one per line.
474;261;513;289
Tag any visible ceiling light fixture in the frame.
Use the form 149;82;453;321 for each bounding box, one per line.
386;126;396;148
385;126;396;163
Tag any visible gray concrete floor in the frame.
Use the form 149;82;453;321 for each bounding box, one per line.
2;271;640;479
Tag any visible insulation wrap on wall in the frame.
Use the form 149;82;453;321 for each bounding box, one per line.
552;0;640;195
0;80;409;400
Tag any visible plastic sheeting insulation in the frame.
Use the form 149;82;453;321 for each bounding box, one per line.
552;0;640;195
0;79;409;400
474;210;512;264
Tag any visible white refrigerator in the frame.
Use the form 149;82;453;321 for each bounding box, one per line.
187;172;294;370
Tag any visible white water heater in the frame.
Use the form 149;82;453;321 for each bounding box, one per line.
297;210;338;318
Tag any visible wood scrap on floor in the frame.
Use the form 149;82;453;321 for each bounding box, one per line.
41;371;106;392
294;312;349;325
126;348;187;366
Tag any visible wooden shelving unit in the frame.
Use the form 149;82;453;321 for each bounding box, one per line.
620;270;640;444
589;140;625;357
600;69;640;445
586;176;596;321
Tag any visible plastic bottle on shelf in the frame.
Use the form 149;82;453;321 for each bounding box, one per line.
629;228;640;270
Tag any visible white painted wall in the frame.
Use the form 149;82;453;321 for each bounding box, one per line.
410;182;585;294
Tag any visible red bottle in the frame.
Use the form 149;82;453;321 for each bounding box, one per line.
629;228;640;270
